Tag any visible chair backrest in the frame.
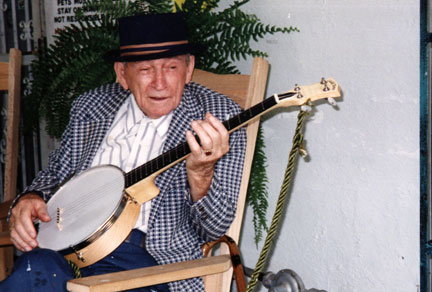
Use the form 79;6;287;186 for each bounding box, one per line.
0;48;22;280
192;57;269;292
0;48;22;202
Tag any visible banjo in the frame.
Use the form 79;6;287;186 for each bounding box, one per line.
36;78;341;267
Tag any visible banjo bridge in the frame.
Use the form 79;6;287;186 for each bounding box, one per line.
56;207;64;231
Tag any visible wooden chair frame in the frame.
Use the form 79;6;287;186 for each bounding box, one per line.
0;57;269;292
0;48;22;280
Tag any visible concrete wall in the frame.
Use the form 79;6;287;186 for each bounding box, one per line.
232;1;420;291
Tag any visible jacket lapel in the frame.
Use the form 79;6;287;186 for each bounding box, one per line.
74;119;114;173
74;84;130;173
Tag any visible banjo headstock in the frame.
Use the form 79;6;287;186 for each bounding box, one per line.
276;77;341;107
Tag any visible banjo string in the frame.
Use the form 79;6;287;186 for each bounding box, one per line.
47;176;125;220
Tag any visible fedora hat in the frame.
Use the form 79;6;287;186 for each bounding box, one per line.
105;13;200;62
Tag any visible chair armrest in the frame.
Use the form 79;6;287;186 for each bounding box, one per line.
67;254;231;292
0;199;12;221
0;200;12;247
0;231;12;246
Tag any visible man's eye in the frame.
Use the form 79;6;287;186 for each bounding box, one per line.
140;68;152;74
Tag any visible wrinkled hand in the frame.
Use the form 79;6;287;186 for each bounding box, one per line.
186;113;229;202
9;193;51;252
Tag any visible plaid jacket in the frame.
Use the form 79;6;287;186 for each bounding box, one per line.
13;82;246;291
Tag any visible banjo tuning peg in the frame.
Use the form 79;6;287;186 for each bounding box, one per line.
327;97;337;107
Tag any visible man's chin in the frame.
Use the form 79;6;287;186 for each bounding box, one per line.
145;106;173;119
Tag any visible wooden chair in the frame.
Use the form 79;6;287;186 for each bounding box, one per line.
0;48;22;280
0;56;269;291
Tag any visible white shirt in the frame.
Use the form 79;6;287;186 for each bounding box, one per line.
91;94;172;232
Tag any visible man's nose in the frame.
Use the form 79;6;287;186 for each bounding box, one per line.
152;70;167;89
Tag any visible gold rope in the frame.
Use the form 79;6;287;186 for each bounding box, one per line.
67;259;81;279
246;108;309;291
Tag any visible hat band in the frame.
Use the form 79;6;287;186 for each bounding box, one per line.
119;40;189;57
120;40;188;50
121;49;170;57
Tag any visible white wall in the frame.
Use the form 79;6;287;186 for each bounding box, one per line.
232;1;420;292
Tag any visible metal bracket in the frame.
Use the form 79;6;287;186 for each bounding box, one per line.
246;267;327;292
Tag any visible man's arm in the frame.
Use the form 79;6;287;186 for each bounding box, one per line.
6;87;104;251
6;105;77;251
185;112;246;242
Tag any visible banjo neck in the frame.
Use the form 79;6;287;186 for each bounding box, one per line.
125;94;281;189
124;77;341;198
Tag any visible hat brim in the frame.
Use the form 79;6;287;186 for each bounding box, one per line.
104;43;203;62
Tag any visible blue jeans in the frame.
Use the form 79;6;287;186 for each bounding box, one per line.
0;230;170;292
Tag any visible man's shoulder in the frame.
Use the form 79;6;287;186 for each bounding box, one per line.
185;82;242;115
71;83;129;117
74;83;127;106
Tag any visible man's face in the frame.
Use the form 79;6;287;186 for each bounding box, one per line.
115;55;195;119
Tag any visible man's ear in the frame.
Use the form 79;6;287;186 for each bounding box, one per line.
185;55;195;84
114;62;129;90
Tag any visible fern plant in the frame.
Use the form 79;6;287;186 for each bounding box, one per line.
24;0;298;244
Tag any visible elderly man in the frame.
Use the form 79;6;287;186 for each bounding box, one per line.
1;13;246;292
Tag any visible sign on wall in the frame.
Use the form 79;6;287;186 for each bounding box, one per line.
45;0;185;44
45;0;101;44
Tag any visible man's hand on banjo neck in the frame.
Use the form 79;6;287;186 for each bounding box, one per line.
9;193;51;252
185;112;229;202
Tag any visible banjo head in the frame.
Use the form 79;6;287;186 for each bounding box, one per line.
37;165;125;251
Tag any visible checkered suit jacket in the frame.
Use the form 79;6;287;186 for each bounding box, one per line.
14;82;246;291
